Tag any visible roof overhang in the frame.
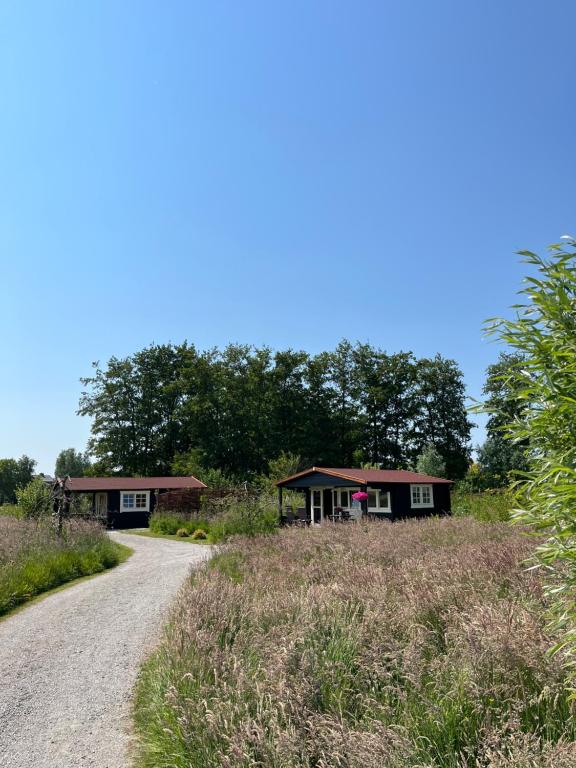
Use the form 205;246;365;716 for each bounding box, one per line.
277;467;365;487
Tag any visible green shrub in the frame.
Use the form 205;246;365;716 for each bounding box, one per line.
205;496;278;543
15;478;51;519
191;528;207;540
149;512;211;536
176;528;189;538
486;242;576;680
451;489;512;522
149;499;277;543
149;512;189;535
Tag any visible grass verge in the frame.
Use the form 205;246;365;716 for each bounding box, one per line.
134;517;576;768
0;518;131;617
0;542;132;623
118;528;210;544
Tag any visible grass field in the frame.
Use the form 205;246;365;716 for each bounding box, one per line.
134;516;576;768
0;517;129;616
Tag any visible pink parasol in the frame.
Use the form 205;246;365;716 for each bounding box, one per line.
352;491;368;501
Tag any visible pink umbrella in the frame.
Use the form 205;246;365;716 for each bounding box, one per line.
352;491;368;501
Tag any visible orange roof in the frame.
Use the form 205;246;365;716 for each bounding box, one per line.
277;466;453;486
66;476;206;491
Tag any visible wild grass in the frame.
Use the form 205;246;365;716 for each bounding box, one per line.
0;503;23;518
0;517;127;615
122;527;210;545
452;490;512;522
149;496;278;543
134;517;576;768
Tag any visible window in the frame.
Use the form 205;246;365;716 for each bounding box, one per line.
411;484;433;508
332;489;358;508
379;491;390;510
120;490;150;512
367;488;391;512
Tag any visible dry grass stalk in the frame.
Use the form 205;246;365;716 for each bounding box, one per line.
135;518;576;767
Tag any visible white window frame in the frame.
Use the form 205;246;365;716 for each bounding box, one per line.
120;490;150;512
367;487;391;513
332;488;360;509
411;484;434;509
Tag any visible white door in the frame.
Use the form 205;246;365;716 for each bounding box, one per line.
311;489;323;524
95;492;107;518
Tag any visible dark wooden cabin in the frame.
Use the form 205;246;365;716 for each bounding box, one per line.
276;467;452;525
66;476;207;528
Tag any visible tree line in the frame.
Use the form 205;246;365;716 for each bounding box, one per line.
0;450;90;506
0;345;527;504
78;340;473;480
0;456;36;505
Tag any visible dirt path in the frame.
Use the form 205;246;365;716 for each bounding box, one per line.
0;532;210;768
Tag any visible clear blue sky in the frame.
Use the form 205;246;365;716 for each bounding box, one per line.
1;1;575;474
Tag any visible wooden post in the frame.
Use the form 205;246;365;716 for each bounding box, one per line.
51;476;71;536
361;484;368;519
278;486;283;525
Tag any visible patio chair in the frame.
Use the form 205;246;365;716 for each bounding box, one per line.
330;506;343;522
296;507;311;526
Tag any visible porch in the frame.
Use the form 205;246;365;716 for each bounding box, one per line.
278;483;392;526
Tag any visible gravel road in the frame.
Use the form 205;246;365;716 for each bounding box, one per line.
0;532;210;768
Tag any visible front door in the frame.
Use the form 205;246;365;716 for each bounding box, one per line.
311;488;323;524
95;492;108;519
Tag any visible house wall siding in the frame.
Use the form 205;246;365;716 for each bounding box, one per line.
73;488;160;528
280;475;451;522
381;482;451;519
107;489;159;528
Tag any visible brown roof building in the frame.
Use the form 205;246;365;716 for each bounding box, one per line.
66;475;206;527
276;466;452;525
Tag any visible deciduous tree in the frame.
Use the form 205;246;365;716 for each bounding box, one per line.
416;443;447;478
412;355;473;478
0;455;36;504
55;448;91;478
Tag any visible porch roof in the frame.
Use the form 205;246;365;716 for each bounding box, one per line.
276;466;453;488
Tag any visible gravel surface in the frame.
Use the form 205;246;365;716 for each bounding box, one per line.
0;532;210;768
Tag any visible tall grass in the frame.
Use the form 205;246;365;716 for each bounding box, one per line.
149;512;212;537
452;489;512;522
149;495;278;543
0;518;128;615
134;518;576;768
0;503;23;518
